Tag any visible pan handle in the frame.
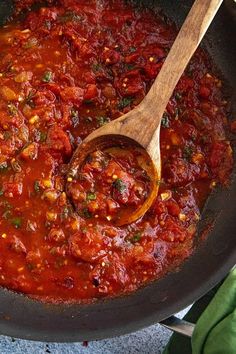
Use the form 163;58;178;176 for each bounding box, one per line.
160;316;195;338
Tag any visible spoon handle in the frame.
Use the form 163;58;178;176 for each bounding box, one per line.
137;0;223;151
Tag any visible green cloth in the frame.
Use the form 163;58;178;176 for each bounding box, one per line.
192;268;236;354
163;268;236;354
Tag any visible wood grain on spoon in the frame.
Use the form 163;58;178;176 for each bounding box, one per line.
67;0;223;225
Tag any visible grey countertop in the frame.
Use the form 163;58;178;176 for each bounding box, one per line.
0;308;189;354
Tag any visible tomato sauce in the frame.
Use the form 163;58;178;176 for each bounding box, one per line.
0;0;233;302
67;147;151;223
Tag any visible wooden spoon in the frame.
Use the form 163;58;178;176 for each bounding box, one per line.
67;0;223;226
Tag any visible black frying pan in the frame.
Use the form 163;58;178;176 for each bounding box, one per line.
0;0;235;342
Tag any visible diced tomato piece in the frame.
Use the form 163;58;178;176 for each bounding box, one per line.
20;142;38;160
84;84;98;100
209;141;233;182
159;217;188;242
45;126;72;159
69;230;108;262
199;86;211;98
176;76;194;92
165;200;181;217
90;255;129;290
116;71;145;97
8;235;27;254
34;89;56;105
60;87;84;104
182;123;198;141
102;49;121;65
47;228;66;243
3;181;23;197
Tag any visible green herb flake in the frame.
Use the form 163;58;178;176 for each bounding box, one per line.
129;46;136;53
8;103;18;116
125;63;135;71
117;97;133;110
0;162;8;172
91;63;102;73
11;217;22;229
3;131;11;140
82;208;92;219
175;107;181;119
25;90;36;108
23;37;38;49
61;206;72;220
130;232;142;244
42;71;53;83
0;190;3;196
96;116;110;127
27;263;35;271
34;180;41;193
84;99;93;105
86;192;96;201
113;178;126;193
39;131;47;142
175;91;182;101
183;146;193;160
161;112;170;128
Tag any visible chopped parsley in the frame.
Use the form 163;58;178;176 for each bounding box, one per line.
42;71;53;83
81;208;92;219
129;46;136;53
25;90;36;108
117;97;133;110
39;131;47;142
183;146;193;160
23;37;38;49
84;100;93;105
8;103;18;116
11;217;22;229
124;63;136;71
96;116;110;127
91;63;102;73
113;178;126;193
34;180;41;193
60;206;72;220
4;131;11;140
161;112;170;128
86;192;96;201
0;162;8;172
175;107;181;119
129;232;142;243
175;91;182;101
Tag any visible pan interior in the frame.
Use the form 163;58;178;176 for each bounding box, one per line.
0;0;235;342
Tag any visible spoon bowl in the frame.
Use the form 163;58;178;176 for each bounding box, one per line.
67;134;160;226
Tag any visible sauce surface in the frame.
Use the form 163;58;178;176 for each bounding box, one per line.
0;0;233;302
